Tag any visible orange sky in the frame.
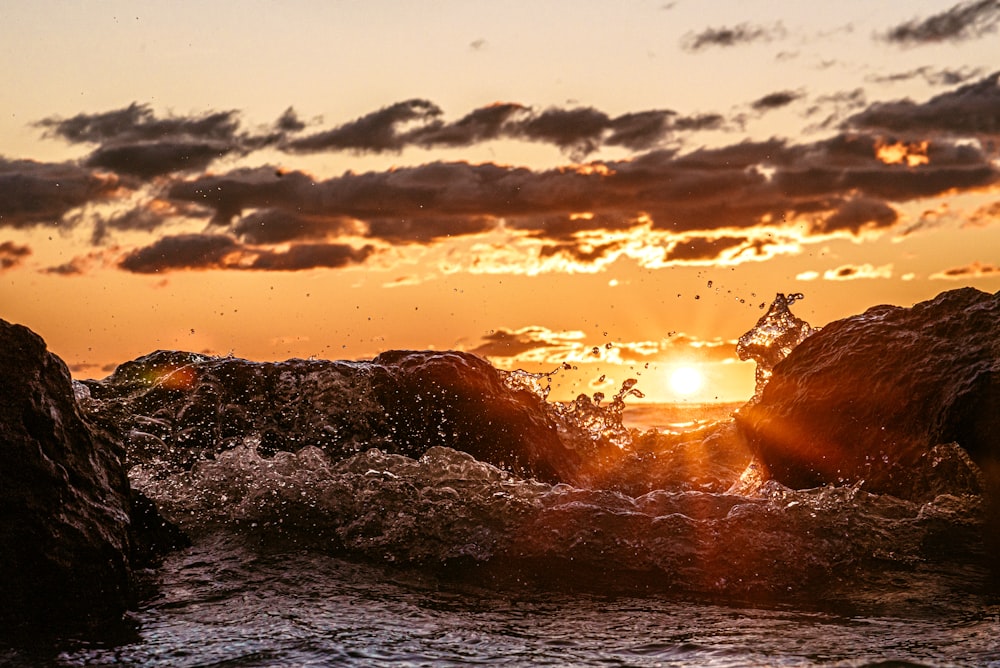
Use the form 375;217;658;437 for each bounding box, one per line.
2;1;999;402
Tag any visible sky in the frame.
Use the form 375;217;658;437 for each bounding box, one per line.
1;0;999;403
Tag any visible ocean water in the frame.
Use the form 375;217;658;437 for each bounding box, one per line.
3;295;999;667
1;401;992;666
28;527;1000;667
4;402;997;667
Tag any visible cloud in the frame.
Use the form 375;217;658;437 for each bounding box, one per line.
36;103;242;145
750;90;804;112
159;121;999;273
470;326;737;366
0;158;119;228
665;236;747;261
866;66;984;86
814;197;898;234
246;242;375;271
284;99;443;153
0;241;30;271
845;71;1000;141
470;326;586;361
930;260;1000;279
117;232;375;273
118;233;240;273
882;0;1000;44
410;102;529;147
825;263;894;280
86;201;177;245
366;215;498;244
967;199;1000;226
287;101;722;158
681;22;786;51
35;103;290;179
83;141;235;179
233;209;362;244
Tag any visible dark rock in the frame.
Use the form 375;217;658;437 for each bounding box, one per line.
82;349;606;485
370;350;590;483
735;288;1000;500
128;489;190;568
0;319;133;630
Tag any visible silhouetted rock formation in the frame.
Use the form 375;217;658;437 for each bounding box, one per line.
82;349;602;485
0;319;134;630
736;288;1000;500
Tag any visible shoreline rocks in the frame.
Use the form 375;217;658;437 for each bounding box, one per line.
735;288;1000;501
0;320;134;631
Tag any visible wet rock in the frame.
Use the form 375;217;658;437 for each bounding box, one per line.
0;319;133;630
735;288;1000;500
371;350;587;483
83;349;598;484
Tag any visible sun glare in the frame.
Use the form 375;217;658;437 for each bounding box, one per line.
669;365;704;396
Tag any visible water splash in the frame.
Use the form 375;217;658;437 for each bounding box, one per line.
500;365;642;451
736;292;818;397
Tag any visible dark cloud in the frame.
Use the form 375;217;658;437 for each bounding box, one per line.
805;89;868;130
275;107;306;133
411;103;528;147
517;107;611;156
968;200;1000;226
39;99;727;176
287;101;722;158
84;141;233;179
284;99;443;152
0;241;30;271
681;22;785;51
867;66;984;87
36;103;242;144
85;202;179;245
931;260;1000;278
846;71;1000;140
35;103;291;179
604;111;675;150
538;240;622;265
0;158;119;228
665;236;746;261
247;243;375;271
366;215;498;244
751;90;803;112
119;234;239;273
42;258;87;275
233;209;359;244
507;212;644;240
162;125;999;266
117;232;374;273
815;197;898;234
882;0;1000;44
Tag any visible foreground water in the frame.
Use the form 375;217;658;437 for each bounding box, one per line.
6;527;995;667
1;401;993;667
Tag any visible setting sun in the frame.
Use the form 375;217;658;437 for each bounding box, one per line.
669;365;704;396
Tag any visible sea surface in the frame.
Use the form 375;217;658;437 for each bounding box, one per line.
2;399;997;667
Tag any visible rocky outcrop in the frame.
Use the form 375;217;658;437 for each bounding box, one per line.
0;320;134;630
735;288;1000;500
82;349;603;485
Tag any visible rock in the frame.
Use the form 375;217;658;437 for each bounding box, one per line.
735;288;1000;500
0;319;134;630
82;349;606;485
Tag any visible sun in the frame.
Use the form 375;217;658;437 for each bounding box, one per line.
669;365;704;396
